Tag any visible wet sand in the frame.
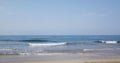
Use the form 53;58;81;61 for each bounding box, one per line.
0;53;120;63
0;58;120;63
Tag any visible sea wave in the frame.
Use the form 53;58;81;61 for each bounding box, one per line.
96;40;120;44
19;39;49;42
1;48;120;56
29;42;67;47
0;39;50;42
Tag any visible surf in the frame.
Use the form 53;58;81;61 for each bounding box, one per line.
96;40;120;44
29;42;66;47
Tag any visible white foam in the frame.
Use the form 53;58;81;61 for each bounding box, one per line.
19;53;31;56
101;41;118;44
29;42;66;47
0;49;13;51
83;48;120;52
83;49;94;51
19;53;68;56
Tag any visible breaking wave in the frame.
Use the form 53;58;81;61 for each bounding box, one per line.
29;42;67;47
96;40;120;44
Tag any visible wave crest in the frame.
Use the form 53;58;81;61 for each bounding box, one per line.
29;42;66;47
0;39;50;42
96;40;120;44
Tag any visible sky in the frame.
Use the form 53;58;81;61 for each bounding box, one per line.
0;0;120;35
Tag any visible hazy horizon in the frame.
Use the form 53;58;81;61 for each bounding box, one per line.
0;0;120;35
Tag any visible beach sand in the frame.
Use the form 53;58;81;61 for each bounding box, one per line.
0;52;120;63
0;58;120;63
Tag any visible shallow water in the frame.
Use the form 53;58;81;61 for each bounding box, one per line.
0;35;120;56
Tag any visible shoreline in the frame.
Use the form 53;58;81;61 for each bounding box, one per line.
0;53;120;63
0;58;120;63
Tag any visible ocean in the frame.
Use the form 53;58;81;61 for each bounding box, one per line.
0;35;120;56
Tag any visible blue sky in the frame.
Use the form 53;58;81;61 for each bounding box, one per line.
0;0;120;35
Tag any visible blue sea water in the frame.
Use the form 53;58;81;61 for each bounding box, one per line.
0;35;120;56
